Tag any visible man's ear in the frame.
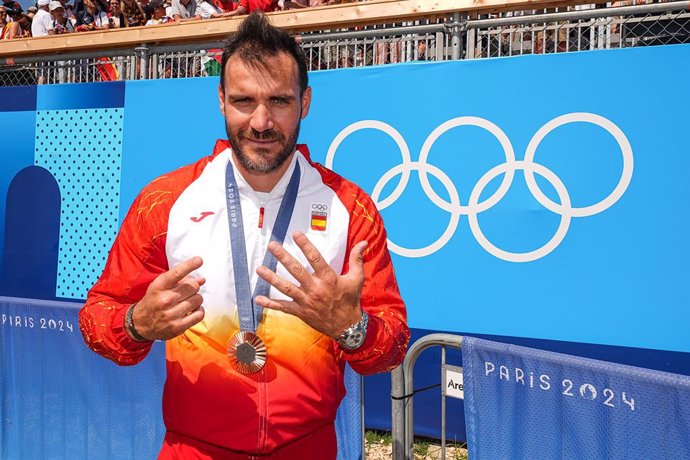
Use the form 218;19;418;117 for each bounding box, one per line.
300;86;312;120
218;83;225;115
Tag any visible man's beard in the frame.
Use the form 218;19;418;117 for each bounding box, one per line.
227;123;300;175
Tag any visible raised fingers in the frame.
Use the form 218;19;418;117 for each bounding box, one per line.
167;292;204;319
266;239;314;289
254;296;298;316
292;231;333;278
256;265;305;304
174;305;205;333
155;257;203;290
169;275;205;301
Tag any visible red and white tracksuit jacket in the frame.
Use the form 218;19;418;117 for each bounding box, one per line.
79;140;409;458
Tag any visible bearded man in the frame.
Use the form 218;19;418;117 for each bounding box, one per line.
79;11;409;459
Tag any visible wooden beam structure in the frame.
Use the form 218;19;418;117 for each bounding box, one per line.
0;0;597;58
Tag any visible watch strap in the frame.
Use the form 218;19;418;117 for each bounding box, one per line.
125;304;149;342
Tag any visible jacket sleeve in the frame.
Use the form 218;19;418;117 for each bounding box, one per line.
78;186;171;366
338;190;410;375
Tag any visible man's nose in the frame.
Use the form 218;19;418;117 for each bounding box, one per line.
250;104;274;132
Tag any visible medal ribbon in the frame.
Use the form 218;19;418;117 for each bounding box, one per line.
226;158;301;333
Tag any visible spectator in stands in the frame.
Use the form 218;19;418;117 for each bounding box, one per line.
108;0;124;26
416;41;427;61
171;0;199;21
32;0;55;36
212;0;247;16
2;0;22;17
51;1;75;32
140;0;150;18
60;0;75;19
72;0;106;24
0;6;7;29
290;0;342;6
6;9;31;37
196;0;247;19
27;5;37;19
196;0;222;18
213;0;237;13
175;0;203;20
119;0;147;26
76;0;110;30
239;0;279;13
0;5;21;39
71;0;83;19
375;40;401;65
144;0;170;24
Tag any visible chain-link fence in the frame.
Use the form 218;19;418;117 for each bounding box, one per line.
0;53;137;86
299;21;448;70
148;48;223;79
143;22;447;80
0;1;687;86
467;2;690;58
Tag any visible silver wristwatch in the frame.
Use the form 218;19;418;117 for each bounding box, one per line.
337;311;369;351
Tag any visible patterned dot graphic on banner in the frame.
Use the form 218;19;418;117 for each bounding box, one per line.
34;108;124;300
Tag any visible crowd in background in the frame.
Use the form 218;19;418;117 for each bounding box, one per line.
2;0;686;84
0;0;364;39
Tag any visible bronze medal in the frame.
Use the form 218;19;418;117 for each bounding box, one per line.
227;331;267;374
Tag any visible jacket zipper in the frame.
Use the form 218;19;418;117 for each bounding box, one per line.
258;202;265;229
256;197;269;453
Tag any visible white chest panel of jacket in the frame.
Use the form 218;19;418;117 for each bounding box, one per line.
165;148;350;345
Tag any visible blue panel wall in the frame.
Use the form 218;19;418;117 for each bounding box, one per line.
302;46;690;355
34;108;124;298
119;78;225;225
0;86;37;283
0;167;60;298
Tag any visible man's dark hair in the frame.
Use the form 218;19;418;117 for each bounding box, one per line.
220;11;308;95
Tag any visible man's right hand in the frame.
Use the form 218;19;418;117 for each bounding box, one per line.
129;257;206;341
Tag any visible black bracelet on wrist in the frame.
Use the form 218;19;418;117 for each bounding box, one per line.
125;304;148;342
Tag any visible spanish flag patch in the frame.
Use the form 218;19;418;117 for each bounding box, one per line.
311;203;328;231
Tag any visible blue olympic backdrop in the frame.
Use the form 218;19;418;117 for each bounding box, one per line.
1;43;690;443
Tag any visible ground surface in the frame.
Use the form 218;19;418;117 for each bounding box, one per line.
365;431;468;460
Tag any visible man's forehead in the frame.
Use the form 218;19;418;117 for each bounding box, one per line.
224;52;299;92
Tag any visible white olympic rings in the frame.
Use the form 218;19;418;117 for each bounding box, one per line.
326;113;634;262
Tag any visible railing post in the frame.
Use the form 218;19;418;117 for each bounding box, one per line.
394;334;464;459
435;31;445;61
135;44;150;80
447;12;466;60
58;61;66;84
465;26;476;59
151;52;159;80
391;365;406;459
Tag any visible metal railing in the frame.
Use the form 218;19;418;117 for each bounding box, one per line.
0;1;687;86
0;51;138;86
466;1;690;58
391;333;464;460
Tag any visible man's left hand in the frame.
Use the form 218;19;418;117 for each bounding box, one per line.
255;231;367;340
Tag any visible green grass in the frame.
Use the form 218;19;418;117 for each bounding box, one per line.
365;429;393;446
412;438;431;456
365;430;468;460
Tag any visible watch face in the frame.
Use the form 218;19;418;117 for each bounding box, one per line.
346;331;364;349
340;311;368;350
